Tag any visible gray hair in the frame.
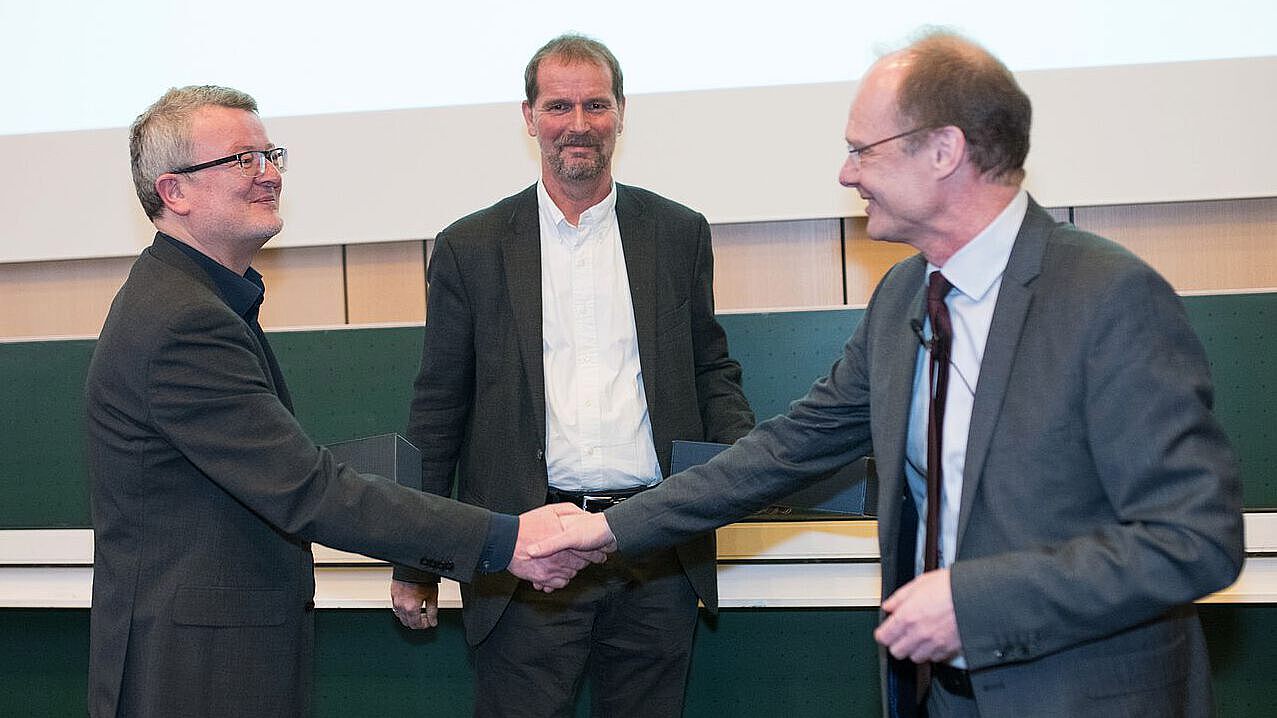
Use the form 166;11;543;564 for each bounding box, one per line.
129;85;258;219
524;33;624;106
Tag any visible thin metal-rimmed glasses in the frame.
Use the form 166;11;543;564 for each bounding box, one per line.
845;127;934;167
173;147;288;177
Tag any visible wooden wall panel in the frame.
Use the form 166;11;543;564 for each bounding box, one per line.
0;256;133;338
2;198;1274;337
1074;198;1277;292
710;219;843;311
842;217;917;306
344;240;426;324
253;245;346;328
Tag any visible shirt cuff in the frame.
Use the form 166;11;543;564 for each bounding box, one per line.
477;512;519;573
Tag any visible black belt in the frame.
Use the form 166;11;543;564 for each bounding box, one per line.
546;485;651;512
931;662;974;699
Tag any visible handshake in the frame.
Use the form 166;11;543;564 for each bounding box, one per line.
510;503;619;590
391;503;619;629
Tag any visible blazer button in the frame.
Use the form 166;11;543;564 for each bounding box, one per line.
535;448;545;461
993;649;1005;660
442;561;455;570
304;600;315;612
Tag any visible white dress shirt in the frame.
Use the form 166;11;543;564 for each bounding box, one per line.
904;189;1028;664
538;181;662;492
904;187;1031;613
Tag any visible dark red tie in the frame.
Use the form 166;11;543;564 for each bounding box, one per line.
917;270;953;704
924;270;953;574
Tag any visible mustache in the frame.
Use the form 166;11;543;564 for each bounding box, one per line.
556;133;601;149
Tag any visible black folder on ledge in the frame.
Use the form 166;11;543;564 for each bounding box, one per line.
670;440;877;518
325;433;422;490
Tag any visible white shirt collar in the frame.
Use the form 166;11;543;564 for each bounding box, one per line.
929;188;1028;302
536;180;618;235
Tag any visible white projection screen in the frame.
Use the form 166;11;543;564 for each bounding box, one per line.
0;0;1274;263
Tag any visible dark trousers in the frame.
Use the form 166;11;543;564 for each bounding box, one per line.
472;547;699;718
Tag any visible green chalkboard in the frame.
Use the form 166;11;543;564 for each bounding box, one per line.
1;293;1273;528
0;339;96;528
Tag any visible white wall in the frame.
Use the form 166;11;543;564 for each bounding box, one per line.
2;55;1274;263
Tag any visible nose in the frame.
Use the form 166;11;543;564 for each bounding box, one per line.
568;105;589;132
257;159;282;189
838;154;860;188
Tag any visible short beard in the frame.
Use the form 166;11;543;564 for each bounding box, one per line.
549;134;610;181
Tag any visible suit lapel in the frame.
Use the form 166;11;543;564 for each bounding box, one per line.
498;186;547;438
955;199;1050;548
249;320;294;413
616;185;660;419
874;258;928;591
148;237;294;412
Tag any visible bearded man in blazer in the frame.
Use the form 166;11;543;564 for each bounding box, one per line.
388;35;754;717
533;32;1245;718
86;86;596;718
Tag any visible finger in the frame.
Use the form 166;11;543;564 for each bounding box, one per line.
908;637;940;664
546;502;586;516
396;607;424;630
889;633;920;661
526;533;576;558
880;585;908;613
539;575;569;590
424;601;439;629
558;553;591;571
874;613;904;647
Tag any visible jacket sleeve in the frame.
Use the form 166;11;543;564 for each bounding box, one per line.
146;300;493;585
608;312;875;554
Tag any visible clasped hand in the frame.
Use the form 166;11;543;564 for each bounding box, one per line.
390;505;619;629
509;503;615;591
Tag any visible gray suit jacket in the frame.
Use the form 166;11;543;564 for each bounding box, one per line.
86;236;495;718
396;183;755;645
607;199;1244;716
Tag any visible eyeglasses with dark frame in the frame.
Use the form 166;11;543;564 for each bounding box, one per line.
845;127;935;167
173;148;288;177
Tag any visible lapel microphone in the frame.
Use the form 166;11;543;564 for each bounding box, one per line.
909;318;932;352
910;318;976;397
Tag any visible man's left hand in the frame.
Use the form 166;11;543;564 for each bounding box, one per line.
874;568;962;663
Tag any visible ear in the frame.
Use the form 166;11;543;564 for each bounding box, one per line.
154;173;192;216
931;126;965;179
522;101;536;137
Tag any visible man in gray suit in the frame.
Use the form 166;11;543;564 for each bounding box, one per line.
532;32;1245;717
388;34;754;717
86;85;598;718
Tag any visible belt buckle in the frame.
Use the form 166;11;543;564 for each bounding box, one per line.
581;494;624;512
